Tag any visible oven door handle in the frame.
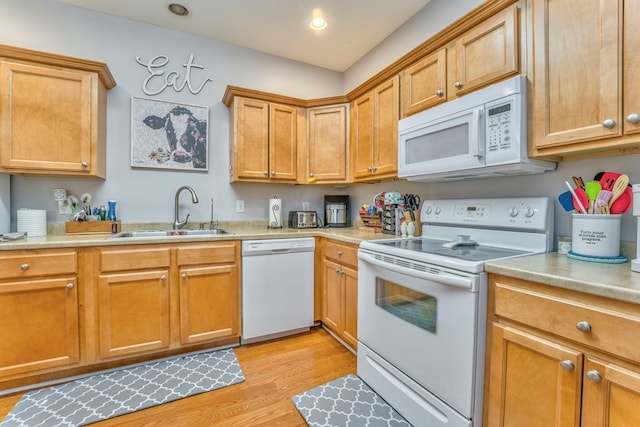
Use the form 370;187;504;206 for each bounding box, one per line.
359;252;474;290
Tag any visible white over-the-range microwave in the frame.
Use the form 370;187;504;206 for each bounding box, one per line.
398;75;556;182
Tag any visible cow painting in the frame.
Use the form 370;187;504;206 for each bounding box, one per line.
142;105;207;169
131;97;209;171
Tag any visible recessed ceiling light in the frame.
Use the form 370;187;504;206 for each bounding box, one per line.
309;9;327;31
168;3;189;17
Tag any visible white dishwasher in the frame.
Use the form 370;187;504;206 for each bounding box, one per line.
241;238;315;344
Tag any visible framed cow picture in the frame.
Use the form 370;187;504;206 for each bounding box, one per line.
130;97;209;171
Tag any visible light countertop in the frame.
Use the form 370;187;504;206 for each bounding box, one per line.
486;252;640;304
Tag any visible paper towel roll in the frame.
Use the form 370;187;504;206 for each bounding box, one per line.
17;208;47;237
268;197;282;228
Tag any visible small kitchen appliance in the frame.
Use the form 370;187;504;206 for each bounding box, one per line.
324;195;350;227
398;76;556;182
288;211;319;229
358;197;553;427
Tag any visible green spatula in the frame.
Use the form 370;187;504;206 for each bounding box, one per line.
584;181;602;214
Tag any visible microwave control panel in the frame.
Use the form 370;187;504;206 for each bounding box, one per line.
484;93;524;165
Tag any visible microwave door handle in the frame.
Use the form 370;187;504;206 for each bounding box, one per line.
470;108;484;158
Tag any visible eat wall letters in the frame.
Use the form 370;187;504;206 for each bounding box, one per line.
135;54;213;96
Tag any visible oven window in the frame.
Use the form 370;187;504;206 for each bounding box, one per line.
375;278;437;333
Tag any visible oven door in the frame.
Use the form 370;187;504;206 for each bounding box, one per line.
358;249;487;424
398;106;484;178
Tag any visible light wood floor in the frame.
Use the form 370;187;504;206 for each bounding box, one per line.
0;327;356;426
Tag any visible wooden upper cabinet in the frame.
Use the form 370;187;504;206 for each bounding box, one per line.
305;105;348;184
402;48;447;116
402;5;519;117
529;0;640;158
453;5;518;97
0;44;115;178
229;97;298;183
352;75;399;182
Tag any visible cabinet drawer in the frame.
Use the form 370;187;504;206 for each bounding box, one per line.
100;247;171;272
324;240;357;267
176;242;238;266
494;281;640;363
0;250;76;279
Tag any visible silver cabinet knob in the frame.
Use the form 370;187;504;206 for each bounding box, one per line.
602;118;616;128
160;275;167;281
576;321;592;333
263;171;269;175
271;171;276;175
454;81;463;89
586;370;602;383
81;162;88;168
626;113;640;124
337;251;342;256
309;173;315;177
181;273;187;279
435;90;444;97
560;360;575;371
20;263;29;270
335;268;341;274
66;283;74;289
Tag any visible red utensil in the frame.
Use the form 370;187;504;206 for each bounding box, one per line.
572;188;589;214
599;171;621;191
610;186;633;214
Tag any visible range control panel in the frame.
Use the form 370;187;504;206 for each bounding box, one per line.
420;197;551;231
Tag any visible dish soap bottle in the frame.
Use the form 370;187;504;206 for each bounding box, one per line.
107;200;117;221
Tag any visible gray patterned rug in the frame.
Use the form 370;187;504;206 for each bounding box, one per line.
1;348;244;427
292;374;411;427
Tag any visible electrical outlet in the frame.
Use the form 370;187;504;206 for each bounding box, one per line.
302;201;310;210
236;200;245;213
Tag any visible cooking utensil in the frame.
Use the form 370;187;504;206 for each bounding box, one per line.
572;176;585;189
566;181;588;214
558;190;575;211
610;186;632;214
599;171;621;191
594;190;612;214
608;174;629;207
584;181;601;214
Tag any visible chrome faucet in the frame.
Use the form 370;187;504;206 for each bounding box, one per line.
174;186;199;229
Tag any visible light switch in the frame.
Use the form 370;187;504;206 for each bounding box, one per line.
236;200;245;213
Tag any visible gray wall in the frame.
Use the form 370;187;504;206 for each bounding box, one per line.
1;0;639;244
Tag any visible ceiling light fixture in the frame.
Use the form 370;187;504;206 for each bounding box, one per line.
168;3;189;17
309;9;327;31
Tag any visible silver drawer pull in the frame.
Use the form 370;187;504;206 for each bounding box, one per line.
576;321;592;333
586;370;602;383
66;283;74;289
602;118;616;128
160;275;167;281
626;113;640;124
20;263;29;270
181;273;187;279
559;360;575;371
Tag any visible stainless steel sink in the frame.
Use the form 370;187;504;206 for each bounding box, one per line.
110;229;231;238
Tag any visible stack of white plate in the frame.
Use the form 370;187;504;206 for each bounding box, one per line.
17;208;47;237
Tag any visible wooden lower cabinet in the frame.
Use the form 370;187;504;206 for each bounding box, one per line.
486;274;640;426
0;249;79;379
321;239;358;350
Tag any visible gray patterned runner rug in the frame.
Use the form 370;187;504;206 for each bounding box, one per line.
1;348;244;427
292;374;411;427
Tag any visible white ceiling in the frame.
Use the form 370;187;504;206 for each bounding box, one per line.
53;0;431;72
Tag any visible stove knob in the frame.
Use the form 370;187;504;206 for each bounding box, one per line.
509;207;519;217
524;207;535;218
434;207;441;215
425;207;433;215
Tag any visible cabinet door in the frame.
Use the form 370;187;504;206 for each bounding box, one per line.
623;0;640;136
269;103;297;182
372;75;399;179
582;357;640;426
453;5;518;97
232;97;270;181
531;0;621;151
307;106;348;183
350;92;374;180
487;324;582;427
402;48;447;116
0;61;94;174
0;278;79;377
179;264;240;344
322;258;343;333
342;265;358;349
98;270;170;358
